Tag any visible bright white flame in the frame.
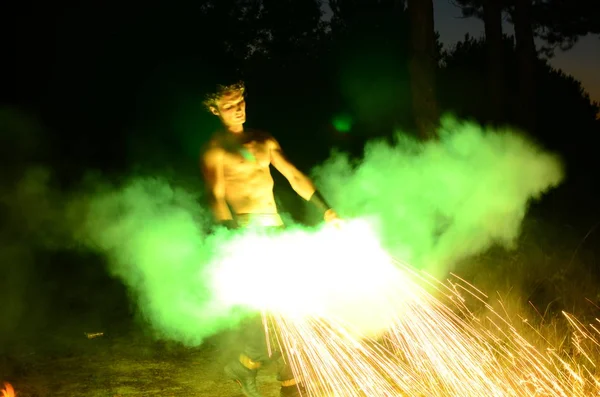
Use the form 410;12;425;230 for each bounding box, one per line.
210;219;409;336
205;219;600;397
0;383;15;397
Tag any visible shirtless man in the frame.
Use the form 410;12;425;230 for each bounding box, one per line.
200;82;339;397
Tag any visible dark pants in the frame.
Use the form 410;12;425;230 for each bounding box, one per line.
238;315;294;381
239;315;269;362
234;223;294;382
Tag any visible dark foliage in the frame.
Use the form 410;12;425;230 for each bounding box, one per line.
1;0;599;352
454;0;600;55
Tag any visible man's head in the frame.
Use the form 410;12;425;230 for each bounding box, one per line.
203;82;246;130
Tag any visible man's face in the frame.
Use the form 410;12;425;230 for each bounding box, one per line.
211;90;246;127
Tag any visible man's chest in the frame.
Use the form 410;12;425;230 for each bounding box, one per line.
222;140;271;177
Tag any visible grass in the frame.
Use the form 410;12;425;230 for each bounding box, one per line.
1;217;600;396
450;217;600;395
0;328;284;397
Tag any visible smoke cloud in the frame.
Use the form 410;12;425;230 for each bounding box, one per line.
2;113;564;348
69;177;254;346
70;116;564;344
311;115;564;276
0;106;60;352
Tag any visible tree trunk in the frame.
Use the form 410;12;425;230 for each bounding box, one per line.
407;0;439;140
482;0;505;124
513;0;537;132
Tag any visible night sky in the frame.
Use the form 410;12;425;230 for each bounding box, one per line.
321;0;600;105
432;0;600;105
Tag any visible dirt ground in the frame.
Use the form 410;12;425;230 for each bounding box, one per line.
0;330;282;397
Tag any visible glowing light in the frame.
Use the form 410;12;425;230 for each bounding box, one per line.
211;219;407;336
1;383;15;397
267;259;600;396
211;221;600;396
332;113;353;133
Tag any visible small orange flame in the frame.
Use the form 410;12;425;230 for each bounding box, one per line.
1;382;15;397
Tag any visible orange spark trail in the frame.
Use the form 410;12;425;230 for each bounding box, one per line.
265;256;600;396
213;221;600;396
1;383;15;397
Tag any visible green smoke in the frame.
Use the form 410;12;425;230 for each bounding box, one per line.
73;177;251;346
311;115;564;276
70;115;563;346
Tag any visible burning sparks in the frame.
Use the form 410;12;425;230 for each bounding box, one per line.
212;220;600;396
212;219;408;335
265;258;600;396
84;332;104;339
1;383;15;397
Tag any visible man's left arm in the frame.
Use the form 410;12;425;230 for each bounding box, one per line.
269;138;339;223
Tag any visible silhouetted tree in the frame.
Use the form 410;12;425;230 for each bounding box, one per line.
455;0;599;132
456;0;600;54
534;0;600;55
455;0;536;130
483;0;507;123
440;36;600;225
407;0;439;139
244;0;328;104
239;0;332;168
438;34;491;119
439;35;599;173
328;0;413;141
252;0;325;60
454;0;507;123
512;0;537;131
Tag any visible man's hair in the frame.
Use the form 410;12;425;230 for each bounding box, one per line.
203;81;246;111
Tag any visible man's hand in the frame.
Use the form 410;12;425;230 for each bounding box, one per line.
324;209;344;228
219;219;239;230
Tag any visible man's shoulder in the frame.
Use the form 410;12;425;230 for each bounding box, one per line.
246;128;278;146
200;136;225;160
247;128;274;141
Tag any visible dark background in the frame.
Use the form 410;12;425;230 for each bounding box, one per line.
2;0;599;357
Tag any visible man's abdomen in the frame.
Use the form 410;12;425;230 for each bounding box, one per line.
225;181;278;215
236;213;284;228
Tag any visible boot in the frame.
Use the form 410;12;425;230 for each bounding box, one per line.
279;381;306;397
224;359;263;397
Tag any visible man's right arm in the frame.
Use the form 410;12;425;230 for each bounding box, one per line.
200;147;234;224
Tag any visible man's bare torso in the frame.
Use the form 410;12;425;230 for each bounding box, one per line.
210;130;278;215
